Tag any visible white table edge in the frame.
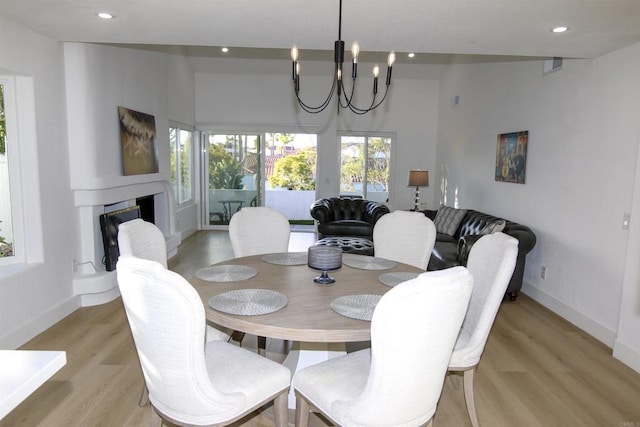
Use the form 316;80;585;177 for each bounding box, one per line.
0;350;67;420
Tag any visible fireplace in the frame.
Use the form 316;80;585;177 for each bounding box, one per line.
72;180;181;306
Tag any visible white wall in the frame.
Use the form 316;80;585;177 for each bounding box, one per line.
192;56;444;211
65;43;170;190
0;15;78;348
437;46;640;369
167;52;199;238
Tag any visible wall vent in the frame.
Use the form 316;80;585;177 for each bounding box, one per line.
543;57;563;75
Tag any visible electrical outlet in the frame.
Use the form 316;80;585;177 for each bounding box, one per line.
541;266;547;280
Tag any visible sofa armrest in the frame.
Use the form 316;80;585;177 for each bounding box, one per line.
456;234;484;265
310;199;334;224
502;223;537;255
364;201;390;225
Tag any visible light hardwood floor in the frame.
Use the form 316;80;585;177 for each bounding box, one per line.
2;230;640;426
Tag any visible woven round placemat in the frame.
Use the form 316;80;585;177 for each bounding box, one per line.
378;271;420;287
343;256;397;271
208;289;288;316
261;252;308;266
330;294;382;321
194;265;257;282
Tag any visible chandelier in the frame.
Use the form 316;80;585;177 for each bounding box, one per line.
291;0;395;115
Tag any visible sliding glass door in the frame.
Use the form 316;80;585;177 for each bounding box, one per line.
203;133;261;226
340;134;392;203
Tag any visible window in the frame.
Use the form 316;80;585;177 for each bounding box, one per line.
0;82;13;260
169;124;193;205
201;131;317;227
340;134;393;203
0;76;28;265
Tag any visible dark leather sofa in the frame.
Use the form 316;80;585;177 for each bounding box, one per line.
310;197;390;239
423;208;536;301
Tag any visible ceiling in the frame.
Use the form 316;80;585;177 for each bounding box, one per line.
2;0;640;62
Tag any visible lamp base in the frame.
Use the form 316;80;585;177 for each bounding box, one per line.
314;270;335;284
414;186;421;211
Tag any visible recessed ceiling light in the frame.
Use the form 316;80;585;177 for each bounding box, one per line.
408;53;415;58
97;12;114;19
552;26;568;33
221;47;229;53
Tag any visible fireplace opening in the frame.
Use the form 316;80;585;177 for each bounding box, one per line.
136;195;155;224
99;195;156;271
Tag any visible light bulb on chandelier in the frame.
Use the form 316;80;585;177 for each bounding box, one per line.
291;0;395;115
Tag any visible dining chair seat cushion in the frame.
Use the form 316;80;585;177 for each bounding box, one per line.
293;349;371;418
200;340;291;415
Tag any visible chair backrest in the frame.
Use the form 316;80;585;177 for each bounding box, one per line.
452;232;518;368
228;207;290;257
117;219;167;268
373;210;436;269
116;256;246;424
332;266;473;426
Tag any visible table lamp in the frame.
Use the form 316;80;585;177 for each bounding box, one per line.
408;170;429;211
308;246;342;284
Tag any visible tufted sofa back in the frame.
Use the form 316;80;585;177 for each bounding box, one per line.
311;197;390;223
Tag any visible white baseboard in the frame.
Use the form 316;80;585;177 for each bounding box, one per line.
521;283;617;347
613;340;640;373
0;296;80;349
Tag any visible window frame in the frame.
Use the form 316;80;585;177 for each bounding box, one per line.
0;76;26;266
169;122;194;207
338;132;395;202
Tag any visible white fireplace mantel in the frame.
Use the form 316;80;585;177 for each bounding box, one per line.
72;180;180;306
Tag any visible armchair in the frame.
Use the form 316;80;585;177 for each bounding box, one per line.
310;197;390;239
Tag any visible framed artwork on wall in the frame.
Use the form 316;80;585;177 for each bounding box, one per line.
495;130;528;184
118;106;159;175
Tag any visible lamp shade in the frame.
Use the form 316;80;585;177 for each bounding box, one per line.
408;170;429;187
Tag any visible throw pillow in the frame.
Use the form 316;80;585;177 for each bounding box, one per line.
433;206;467;236
479;219;506;235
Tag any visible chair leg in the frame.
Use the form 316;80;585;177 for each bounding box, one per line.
449;372;461;390
273;391;289;427
150;407;163;427
258;335;267;356
295;394;310;427
139;383;150;406
232;331;246;345
463;368;480;427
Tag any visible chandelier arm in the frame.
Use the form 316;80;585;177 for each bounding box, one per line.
348;84;391;114
295;76;338;113
341;80;381;114
367;84;390;110
337;79;356;109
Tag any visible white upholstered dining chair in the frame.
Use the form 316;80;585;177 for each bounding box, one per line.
372;210;436;269
118;219;232;406
118;218;168;268
228;207;291;257
116;255;291;427
449;231;518;427
292;266;474;427
118;219;232;342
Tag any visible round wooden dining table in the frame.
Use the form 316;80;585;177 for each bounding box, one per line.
189;252;423;409
189;252;423;343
